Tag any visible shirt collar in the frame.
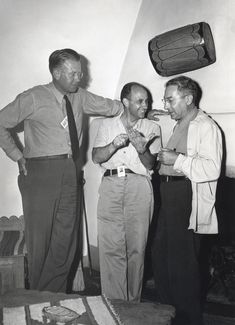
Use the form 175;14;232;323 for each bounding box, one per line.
49;82;64;104
119;111;143;129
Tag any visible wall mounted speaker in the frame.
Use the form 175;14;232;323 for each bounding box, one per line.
148;22;216;77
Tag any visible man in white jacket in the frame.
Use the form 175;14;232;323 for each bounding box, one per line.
152;76;222;325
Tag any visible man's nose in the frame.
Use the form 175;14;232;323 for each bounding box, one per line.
74;73;81;81
142;101;148;109
164;101;170;110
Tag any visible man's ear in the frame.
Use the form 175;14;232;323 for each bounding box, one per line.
185;94;193;105
122;98;129;108
52;68;61;80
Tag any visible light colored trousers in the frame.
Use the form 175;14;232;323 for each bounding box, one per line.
97;173;153;302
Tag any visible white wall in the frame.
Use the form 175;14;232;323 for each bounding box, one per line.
117;0;235;176
0;0;142;222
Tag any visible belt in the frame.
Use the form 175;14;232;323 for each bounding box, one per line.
160;175;189;182
104;168;135;177
26;154;73;161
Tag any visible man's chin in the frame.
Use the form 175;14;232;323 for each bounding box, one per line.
69;85;79;93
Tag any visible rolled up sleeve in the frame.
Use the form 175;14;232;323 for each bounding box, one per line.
173;120;222;182
0;91;34;161
81;89;124;117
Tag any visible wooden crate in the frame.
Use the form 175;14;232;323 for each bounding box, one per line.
0;255;25;294
0;215;27;294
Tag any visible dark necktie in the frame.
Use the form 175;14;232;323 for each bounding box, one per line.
64;95;79;161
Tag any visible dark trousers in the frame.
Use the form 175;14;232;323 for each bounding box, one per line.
152;180;203;325
18;158;78;293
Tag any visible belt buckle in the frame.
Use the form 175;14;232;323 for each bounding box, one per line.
67;154;73;159
166;176;169;182
117;166;126;177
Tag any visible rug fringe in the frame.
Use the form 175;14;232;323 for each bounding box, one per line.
102;295;125;325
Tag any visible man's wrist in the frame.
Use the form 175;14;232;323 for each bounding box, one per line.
110;141;118;151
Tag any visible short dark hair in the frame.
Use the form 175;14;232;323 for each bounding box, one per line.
165;76;199;104
120;82;146;102
49;48;80;74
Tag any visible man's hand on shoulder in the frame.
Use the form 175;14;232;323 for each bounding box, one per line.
147;109;169;121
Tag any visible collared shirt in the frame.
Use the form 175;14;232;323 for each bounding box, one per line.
94;114;161;177
0;82;123;160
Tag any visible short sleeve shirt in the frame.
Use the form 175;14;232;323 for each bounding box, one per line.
94;114;161;177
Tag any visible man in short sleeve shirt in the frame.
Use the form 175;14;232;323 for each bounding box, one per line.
92;82;162;301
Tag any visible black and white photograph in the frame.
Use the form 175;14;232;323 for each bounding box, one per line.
0;1;235;324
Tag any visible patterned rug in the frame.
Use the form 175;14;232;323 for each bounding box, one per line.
0;295;122;325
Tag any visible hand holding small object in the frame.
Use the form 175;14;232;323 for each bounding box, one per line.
112;133;129;148
127;128;156;154
158;148;179;165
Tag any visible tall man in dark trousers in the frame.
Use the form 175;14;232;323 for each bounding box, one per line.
0;48;126;292
152;76;222;324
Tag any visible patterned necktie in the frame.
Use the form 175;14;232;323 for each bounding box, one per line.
64;95;79;161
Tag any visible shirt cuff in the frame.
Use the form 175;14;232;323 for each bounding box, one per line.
6;148;23;162
173;153;185;172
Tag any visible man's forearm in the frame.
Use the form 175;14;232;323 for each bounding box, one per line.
0;127;23;161
138;149;156;170
92;143;117;164
82;90;123;117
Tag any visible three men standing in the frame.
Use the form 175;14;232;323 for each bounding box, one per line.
0;47;222;324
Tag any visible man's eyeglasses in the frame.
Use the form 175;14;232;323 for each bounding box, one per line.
68;71;83;80
77;72;83;80
162;98;173;105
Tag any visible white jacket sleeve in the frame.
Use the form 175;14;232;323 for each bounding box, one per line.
173;116;222;183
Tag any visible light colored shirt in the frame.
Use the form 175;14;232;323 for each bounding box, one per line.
0;82;123;161
94;114;161;177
